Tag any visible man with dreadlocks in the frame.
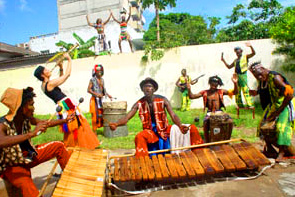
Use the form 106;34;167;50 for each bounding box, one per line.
188;75;238;142
0;87;72;197
249;62;295;161
88;64;113;132
221;42;255;108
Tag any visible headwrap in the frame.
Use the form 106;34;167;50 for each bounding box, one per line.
208;75;224;86
1;88;23;121
34;66;45;81
93;64;104;76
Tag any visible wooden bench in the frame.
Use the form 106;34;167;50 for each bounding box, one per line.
236;106;255;119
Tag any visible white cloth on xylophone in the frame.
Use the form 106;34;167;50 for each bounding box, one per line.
170;124;191;154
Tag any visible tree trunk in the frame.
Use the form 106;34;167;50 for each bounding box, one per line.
155;2;160;42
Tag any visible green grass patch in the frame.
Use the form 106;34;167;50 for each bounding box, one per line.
32;105;263;149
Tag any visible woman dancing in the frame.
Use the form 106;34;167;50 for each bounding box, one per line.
34;53;100;149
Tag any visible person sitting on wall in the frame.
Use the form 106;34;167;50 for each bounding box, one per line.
249;62;295;162
86;12;112;53
110;6;134;53
0;87;72;197
187;75;238;142
109;77;203;157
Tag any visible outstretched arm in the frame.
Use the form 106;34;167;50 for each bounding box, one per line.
86;15;95;27
245;42;256;59
221;52;235;69
109;102;138;130
223;73;238;96
47;53;72;90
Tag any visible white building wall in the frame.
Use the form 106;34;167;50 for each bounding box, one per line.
0;39;287;116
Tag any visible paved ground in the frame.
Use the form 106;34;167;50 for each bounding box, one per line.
28;148;295;197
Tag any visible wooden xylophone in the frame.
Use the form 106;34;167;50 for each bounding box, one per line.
52;148;108;197
108;140;271;185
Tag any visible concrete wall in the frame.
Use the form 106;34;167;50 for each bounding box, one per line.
0;39;290;116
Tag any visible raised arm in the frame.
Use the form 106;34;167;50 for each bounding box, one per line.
86;15;95;27
47;53;72;90
187;84;203;99
126;5;132;23
103;12;112;25
223;73;238;96
245;42;256;59
109;102;138;130
110;10;120;24
221;52;235;69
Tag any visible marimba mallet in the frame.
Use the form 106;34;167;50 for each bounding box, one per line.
37;105;63;136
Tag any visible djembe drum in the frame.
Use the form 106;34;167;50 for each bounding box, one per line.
260;120;277;144
208;112;232;142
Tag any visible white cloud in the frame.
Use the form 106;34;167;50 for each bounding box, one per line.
19;0;31;12
0;0;5;14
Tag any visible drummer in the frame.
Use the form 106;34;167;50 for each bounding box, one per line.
187;74;238;142
109;77;203;157
249;62;295;161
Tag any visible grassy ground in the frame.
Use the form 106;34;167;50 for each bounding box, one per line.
32;104;264;149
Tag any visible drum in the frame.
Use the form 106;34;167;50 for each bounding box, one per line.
260;120;277;144
208;112;232;142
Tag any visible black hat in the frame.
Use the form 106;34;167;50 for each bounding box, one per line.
34;66;45;81
140;77;158;91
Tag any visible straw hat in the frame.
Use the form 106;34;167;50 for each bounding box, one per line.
1;88;23;121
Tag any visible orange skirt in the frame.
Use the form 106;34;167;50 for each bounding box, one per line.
89;96;103;132
58;100;100;149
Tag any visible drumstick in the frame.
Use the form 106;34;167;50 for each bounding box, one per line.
37;105;63;136
38;160;59;197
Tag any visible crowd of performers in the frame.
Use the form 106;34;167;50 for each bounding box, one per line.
0;41;295;196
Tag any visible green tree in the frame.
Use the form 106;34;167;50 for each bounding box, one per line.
270;6;295;71
138;0;177;42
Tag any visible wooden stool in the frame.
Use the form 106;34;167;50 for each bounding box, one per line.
236;106;255;119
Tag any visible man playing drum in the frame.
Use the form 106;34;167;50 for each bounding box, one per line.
0;87;71;197
249;62;295;162
109;77;203;157
187;75;238;142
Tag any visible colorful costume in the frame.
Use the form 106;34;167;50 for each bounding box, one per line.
120;22;128;40
179;75;191;111
89;75;107;132
134;95;203;157
94;24;108;51
44;83;100;149
0;117;70;197
258;71;295;146
234;55;254;107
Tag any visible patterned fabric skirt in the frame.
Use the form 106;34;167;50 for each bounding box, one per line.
57;97;100;149
89;96;103;132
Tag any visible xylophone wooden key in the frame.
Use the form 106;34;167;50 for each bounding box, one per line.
151;155;163;181
179;152;196;178
157;154;170;180
211;146;236;172
241;142;271;166
172;154;187;179
232;143;258;170
165;154;179;179
134;157;143;181
184;151;205;177
221;144;247;170
139;157;149;181
144;156;155;181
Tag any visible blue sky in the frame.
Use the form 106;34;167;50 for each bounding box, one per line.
0;0;293;45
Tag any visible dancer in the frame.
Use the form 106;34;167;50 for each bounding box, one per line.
111;6;134;53
249;62;295;161
175;69;198;111
109;77;203;157
88;64;113;132
34;53;100;149
221;42;255;108
86;13;112;53
0;87;70;197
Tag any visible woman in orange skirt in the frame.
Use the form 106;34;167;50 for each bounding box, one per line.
33;53;100;149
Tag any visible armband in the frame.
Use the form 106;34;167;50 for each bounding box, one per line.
284;85;294;96
227;89;234;99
